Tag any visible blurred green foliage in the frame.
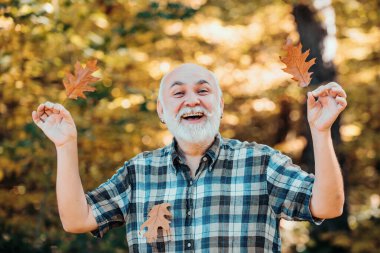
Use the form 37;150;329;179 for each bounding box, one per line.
0;0;379;252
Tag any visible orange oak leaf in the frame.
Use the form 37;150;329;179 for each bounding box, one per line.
63;59;100;99
139;203;173;243
280;39;316;87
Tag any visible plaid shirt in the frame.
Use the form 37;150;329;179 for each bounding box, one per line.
86;133;321;252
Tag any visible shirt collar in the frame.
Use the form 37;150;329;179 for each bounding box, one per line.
168;133;223;174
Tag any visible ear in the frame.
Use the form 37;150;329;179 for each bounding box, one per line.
220;96;224;114
157;99;164;119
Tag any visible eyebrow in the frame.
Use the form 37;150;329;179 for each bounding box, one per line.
169;79;211;88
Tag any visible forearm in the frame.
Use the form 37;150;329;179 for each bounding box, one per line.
310;129;344;218
56;140;95;232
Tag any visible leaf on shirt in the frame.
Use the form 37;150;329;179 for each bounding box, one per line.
280;39;316;87
62;59;100;99
139;202;173;243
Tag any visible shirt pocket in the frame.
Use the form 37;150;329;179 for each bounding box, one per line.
228;173;269;237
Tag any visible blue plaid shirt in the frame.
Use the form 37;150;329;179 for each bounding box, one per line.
86;133;321;252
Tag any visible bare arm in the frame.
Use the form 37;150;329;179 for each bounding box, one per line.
32;102;97;233
310;130;344;218
307;83;347;218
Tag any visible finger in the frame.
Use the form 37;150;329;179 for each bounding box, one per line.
329;87;345;99
330;86;347;98
335;96;347;111
313;83;347;99
325;82;345;92
325;82;347;98
47;102;65;117
32;111;40;123
311;85;329;98
307;92;317;108
43;109;53;117
46;103;60;114
43;101;56;116
44;101;55;109
325;82;339;89
51;104;60;114
32;111;45;128
32;108;48;126
37;103;46;117
328;87;339;98
55;104;72;119
41;113;48;122
37;103;53;117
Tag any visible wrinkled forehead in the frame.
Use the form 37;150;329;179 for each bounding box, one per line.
162;64;216;90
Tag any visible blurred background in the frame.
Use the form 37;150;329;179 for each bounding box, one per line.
0;0;379;252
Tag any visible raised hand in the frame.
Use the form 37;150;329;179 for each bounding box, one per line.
32;102;77;147
307;82;347;132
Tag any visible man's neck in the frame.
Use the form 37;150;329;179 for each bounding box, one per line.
176;136;215;158
175;136;216;178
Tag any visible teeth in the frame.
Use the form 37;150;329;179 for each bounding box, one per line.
182;112;204;118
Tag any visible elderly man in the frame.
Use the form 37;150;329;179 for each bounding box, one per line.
32;63;347;252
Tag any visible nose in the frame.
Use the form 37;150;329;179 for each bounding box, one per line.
184;92;200;107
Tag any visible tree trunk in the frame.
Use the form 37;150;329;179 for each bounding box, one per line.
292;2;351;252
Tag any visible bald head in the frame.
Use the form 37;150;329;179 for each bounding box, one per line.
158;63;222;103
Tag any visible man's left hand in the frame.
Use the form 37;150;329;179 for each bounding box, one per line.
307;82;347;132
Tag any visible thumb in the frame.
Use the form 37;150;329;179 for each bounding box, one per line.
307;92;316;108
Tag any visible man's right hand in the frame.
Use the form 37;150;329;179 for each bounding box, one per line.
32;101;77;147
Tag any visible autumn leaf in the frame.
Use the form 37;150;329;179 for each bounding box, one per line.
63;59;100;99
139;203;173;243
280;39;316;87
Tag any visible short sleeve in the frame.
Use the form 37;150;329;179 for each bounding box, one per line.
85;162;132;238
265;148;323;225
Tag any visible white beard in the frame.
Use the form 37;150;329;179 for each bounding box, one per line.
162;104;221;144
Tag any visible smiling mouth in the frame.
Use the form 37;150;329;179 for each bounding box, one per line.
181;112;205;121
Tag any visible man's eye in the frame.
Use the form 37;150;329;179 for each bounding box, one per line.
199;89;208;94
174;92;184;96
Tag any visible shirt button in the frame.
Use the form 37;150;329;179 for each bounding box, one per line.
187;242;192;248
189;180;193;186
202;157;208;162
187;210;191;216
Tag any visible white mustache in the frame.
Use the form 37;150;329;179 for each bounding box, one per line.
175;106;213;122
